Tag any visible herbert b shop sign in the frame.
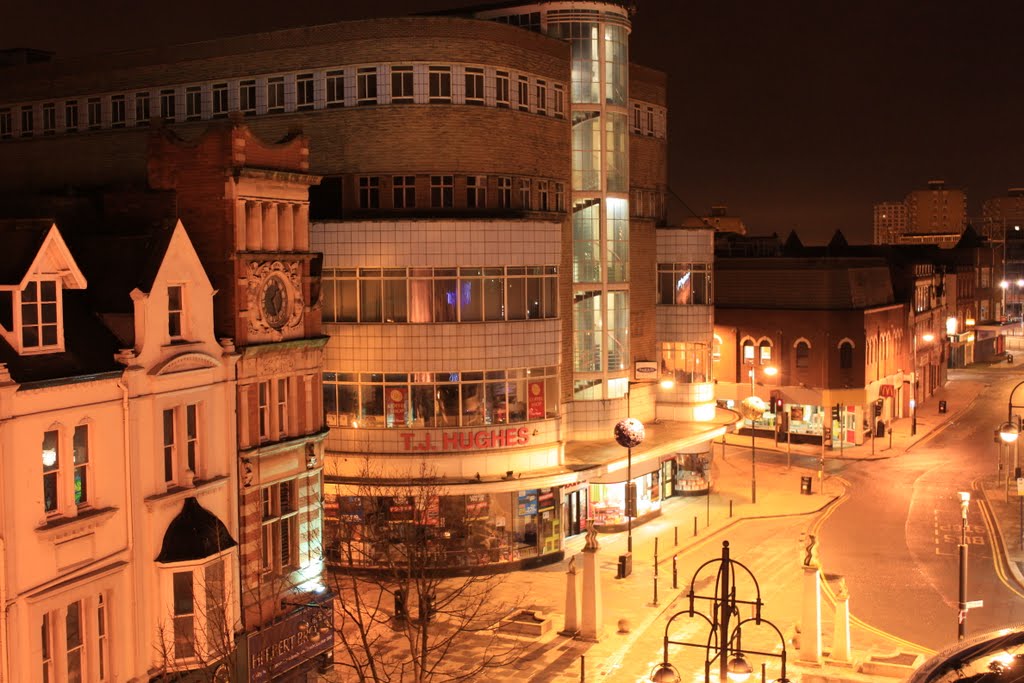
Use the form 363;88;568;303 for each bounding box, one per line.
246;601;333;682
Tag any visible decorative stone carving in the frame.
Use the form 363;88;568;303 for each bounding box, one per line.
245;260;304;336
803;533;820;568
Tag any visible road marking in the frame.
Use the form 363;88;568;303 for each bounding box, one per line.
974;477;1024;600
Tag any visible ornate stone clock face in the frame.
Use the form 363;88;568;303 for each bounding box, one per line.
261;274;289;329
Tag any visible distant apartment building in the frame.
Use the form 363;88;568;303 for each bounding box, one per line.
982;188;1024;317
873;180;967;247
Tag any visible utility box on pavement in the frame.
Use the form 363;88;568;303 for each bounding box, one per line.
939;400;947;414
800;476;813;495
616;553;632;579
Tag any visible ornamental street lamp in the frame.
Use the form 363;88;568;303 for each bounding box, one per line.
650;541;788;683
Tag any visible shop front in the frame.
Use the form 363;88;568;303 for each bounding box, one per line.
670;451;711;495
562;481;589;537
588;458;662;532
241;598;334;682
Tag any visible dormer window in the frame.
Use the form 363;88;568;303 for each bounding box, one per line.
168;284;184;341
21;279;59;350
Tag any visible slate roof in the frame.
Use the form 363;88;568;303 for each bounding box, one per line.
156;497;237;563
0;219;54;284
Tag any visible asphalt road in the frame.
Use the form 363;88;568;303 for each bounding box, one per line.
816;367;1024;652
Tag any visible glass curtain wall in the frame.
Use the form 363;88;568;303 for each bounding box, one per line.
549;8;632;401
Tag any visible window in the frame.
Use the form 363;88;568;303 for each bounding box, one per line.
633;103;642;133
839;341;854;369
97;595;108;681
428;66;451;103
261;481;298;574
393;175;415;208
759;340;772;364
173;572;196;659
0;108;11;139
258;381;270;442
357;67;377;105
555;182;565;211
134;93;149;126
20;106;33;137
497;177;512;209
553;84;565;118
661;341;712;383
465;67;484;104
163;409;176;484
358;176;380;209
267;77;285;113
185;86;202;120
168;284;183;340
326;70;345;107
495;71;510;108
647;106;655;136
42;430;60;514
536;79;547;114
41;613;53;682
391;66;414;103
537;180;549;211
110;95;126;128
186;404;199;474
517;76;529;111
42;103;56;135
742;340;754;363
160;89;176;122
795;341;810;368
66;601;84;681
86;98;102;130
431;175;453;208
212;83;228;117
73;424;89;506
22;280;59;349
467;176;486;208
276;378;289;438
239;80;257;115
518;178;531;209
65;100;79;132
297;73;315;110
656;263;712;305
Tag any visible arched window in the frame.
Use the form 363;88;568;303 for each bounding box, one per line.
839;340;854;369
795;341;810;368
741;339;754;364
758;340;772;364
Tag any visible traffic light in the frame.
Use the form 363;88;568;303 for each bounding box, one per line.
830;404;841;422
394;588;407;621
418;592;435;623
770;390;783;412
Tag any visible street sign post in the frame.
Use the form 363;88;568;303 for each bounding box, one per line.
965;600;984;609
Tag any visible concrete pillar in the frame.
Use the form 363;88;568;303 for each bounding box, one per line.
234;199;247;251
560;555;579;636
279;202;294;251
833;585;851;663
245;201;262;251
262;202;279;251
579;528;602;641
800;565;822;664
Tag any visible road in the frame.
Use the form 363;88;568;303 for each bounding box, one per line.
816;367;1024;652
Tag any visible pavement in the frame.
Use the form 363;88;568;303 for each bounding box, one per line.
470;361;1024;683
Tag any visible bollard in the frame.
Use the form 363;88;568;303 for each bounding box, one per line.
674;526;678;546
730;499;733;518
581;655;585;682
693;516;698;537
653;575;659;606
654;537;659;576
672;555;678;589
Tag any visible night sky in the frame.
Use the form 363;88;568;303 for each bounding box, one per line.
4;1;1022;244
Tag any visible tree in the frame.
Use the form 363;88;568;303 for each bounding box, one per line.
323;460;527;683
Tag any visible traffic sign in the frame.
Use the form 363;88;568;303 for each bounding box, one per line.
965;600;984;609
1017;478;1024;496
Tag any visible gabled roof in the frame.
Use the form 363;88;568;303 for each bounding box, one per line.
0;219;87;289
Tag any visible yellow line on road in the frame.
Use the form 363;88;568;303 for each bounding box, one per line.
974;478;1024;600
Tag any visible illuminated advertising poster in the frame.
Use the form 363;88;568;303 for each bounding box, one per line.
528;380;545;419
386;386;407;426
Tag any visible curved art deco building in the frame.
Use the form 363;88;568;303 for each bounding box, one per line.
0;1;727;571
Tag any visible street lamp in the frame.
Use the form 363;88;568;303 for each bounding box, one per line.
1002;280;1010;320
957;491;970;641
650;541;788;683
740;364;776;504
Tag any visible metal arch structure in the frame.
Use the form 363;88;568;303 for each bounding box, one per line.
1007;379;1024;422
652;541;784;683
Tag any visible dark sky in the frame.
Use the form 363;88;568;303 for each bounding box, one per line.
4;1;1022;244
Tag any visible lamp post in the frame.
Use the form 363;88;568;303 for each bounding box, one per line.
1001;280;1010;321
743;364;776;504
957;491;970;641
649;541;788;683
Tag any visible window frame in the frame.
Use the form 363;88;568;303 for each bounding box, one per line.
430;175;454;209
20;278;61;352
428;66;452;103
357;67;378;106
167;284;184;341
393;175;415;208
296;73;315;111
358;176;381;209
185;86;202;121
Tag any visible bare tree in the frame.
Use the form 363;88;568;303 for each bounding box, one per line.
323;461;527;683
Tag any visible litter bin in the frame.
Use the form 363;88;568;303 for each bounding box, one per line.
617;553;632;579
800;476;813;495
938;400;947;414
875;420;885;437
1009;354;1014;364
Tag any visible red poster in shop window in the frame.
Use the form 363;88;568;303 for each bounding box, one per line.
528;381;545;419
386;387;407;425
845;404;855;443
